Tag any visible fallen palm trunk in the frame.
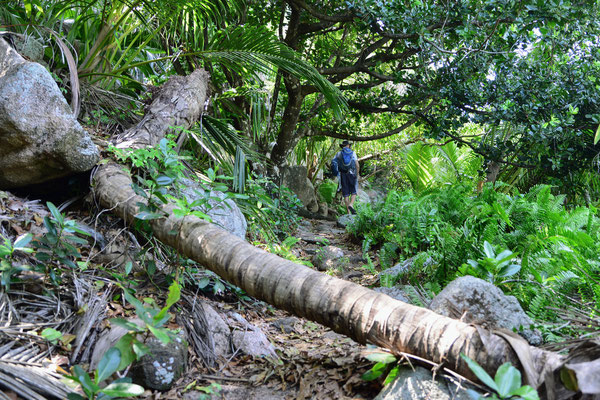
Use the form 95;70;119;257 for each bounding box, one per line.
93;162;566;392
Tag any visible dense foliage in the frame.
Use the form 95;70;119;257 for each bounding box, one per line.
349;183;600;338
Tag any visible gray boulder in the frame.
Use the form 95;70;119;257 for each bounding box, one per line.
312;245;344;271
430;276;542;345
0;38;99;189
132;331;188;391
281;165;319;213
375;366;473;400
178;178;247;239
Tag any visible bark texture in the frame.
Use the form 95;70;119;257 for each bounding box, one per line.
93;162;563;387
114;69;210;148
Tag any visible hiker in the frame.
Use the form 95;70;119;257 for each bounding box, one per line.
331;140;359;214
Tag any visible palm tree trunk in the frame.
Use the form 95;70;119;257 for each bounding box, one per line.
93;162;564;388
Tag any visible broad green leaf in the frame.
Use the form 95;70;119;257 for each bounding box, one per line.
101;382;145;397
495;363;521;397
132;341;150;358
41;328;63;343
495;250;516;263
153;282;181;324
67;393;86;400
147;325;171;344
113;334;137;371
483;241;495;258
73;365;99;398
364;352;397;364
46;202;64;224
594;124;600;145
155;175;174;186
13;233;33;249
95;348;121;383
461;353;499;392
135;211;163;220
498;263;521;278
384;365;400;386
512;385;540;400
125;261;133;275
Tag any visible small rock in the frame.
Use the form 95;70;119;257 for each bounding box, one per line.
373;286;409;303
312;245;344;271
317;201;328;217
357;188;371;205
375;366;474;400
201;303;231;360
378;258;414;283
298;219;312;229
343;271;363;280
271;317;298;334
430;276;542;345
132;331;188;391
336;214;356;228
231;326;278;359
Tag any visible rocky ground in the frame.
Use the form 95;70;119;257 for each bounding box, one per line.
0;190;390;400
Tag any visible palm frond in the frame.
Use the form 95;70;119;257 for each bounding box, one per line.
204;26;346;119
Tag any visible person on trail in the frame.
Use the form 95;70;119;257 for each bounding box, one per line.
331;140;359;215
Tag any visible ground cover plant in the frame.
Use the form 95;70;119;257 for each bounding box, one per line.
348;182;600;340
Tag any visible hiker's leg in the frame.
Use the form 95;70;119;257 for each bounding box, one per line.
349;194;356;208
343;195;351;213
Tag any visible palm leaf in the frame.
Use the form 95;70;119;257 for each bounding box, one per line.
204;26;346;119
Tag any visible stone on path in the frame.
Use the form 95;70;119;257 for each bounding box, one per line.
430;276;543;345
375;366;473;400
312;245;344;271
337;214;356;228
0;38;99;189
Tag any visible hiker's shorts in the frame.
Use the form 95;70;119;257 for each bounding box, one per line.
340;172;358;197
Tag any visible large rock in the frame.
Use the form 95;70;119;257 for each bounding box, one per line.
375;366;473;400
0;38;99;188
178;178;247;239
430;276;542;345
281;165;319;213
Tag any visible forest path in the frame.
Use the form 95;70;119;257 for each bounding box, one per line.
200;218;382;400
294;218;379;286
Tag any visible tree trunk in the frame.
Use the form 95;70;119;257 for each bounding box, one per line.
93;162;564;389
114;69;210;148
